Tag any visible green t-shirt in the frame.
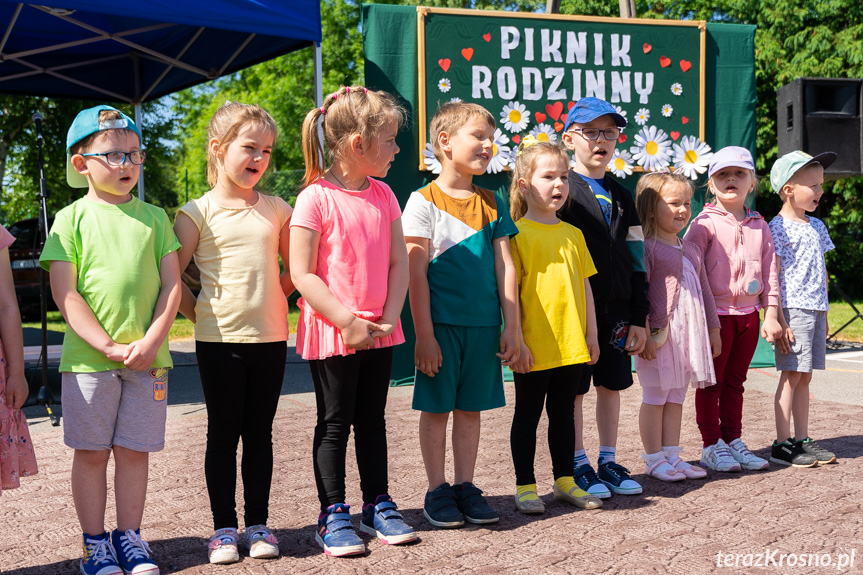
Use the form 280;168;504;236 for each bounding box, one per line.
40;196;181;372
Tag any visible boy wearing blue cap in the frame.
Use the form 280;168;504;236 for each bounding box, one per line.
40;105;182;575
769;150;838;468
559;97;649;498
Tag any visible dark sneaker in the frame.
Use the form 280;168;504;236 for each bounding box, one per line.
770;438;818;468
111;529;159;575
453;482;499;525
597;461;643;495
80;532;123;575
315;504;366;557
573;463;611;499
800;437;837;465
360;494;417;545
423;482;464;528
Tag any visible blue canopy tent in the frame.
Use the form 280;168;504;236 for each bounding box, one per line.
0;0;323;197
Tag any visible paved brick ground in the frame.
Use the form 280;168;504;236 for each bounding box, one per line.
3;374;861;574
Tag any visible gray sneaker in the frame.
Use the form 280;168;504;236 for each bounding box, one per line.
800;437;837;465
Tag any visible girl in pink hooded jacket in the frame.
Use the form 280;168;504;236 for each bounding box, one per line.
683;146;783;473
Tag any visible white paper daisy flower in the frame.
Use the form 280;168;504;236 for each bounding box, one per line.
630;126;672;172
569;155;578;172
614;105;628;120
671;83;683;96
422;142;442;174
661;104;673;118
609;149;634;179
500;101;530;133
450;97;462;103
672;136;713;180
634;108;650;126
487;129;511;174
438;78;451;93
528;123;557;143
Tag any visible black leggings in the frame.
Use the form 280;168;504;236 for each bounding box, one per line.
196;340;286;530
510;364;582;485
309;347;393;511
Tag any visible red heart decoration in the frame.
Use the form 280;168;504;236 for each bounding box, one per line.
560;111;568;121
681;116;690;124
512;135;521;144
618;134;628;144
483;33;491;42
438;58;451;72
461;47;474;61
535;112;547;123
545;101;563;120
567;101;576;110
680;60;692;72
670;131;680;141
643;43;652;53
554;122;564;132
660;56;671;68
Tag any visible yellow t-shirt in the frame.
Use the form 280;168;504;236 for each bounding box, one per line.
511;218;597;371
179;192;291;343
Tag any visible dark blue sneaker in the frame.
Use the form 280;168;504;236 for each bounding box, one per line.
597;461;643;495
573;463;612;499
80;532;123;575
453;482;499;525
359;494;418;545
111;528;158;574
315;503;366;557
423;482;464;528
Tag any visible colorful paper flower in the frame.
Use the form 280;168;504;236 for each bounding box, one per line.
487;129;511;174
671;83;683;96
614;105;628;120
634;108;650;126
609;149;634;179
661;104;674;118
672;136;713;180
630;126;672;172
423;142;442;174
528;123;557;143
450;97;463;103
438;78;451;93
500;101;530;133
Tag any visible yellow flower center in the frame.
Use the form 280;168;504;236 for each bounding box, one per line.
492;144;498;157
614;158;626;170
684;150;698;164
508;110;522;123
645;141;658;155
537;132;550;142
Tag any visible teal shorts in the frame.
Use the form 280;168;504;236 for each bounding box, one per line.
412;324;505;413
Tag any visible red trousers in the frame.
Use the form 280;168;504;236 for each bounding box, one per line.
695;312;760;447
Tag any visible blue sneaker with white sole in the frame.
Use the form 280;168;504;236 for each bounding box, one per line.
360;494;417;545
597;461;643;495
316;504;366;557
80;532;123;575
111;529;159;575
573;463;612;499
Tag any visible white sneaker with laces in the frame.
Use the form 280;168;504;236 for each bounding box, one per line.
208;528;240;565
242;525;279;559
728;438;769;470
700;439;742;472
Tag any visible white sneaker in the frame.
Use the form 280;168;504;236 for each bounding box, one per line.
700;439;742;472
241;525;279;559
728;438;769;470
208;528;240;565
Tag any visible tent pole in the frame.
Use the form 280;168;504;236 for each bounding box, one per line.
135;102;144;201
314;41;324;166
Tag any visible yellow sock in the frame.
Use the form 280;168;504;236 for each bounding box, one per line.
554;476;589;497
516;484;539;501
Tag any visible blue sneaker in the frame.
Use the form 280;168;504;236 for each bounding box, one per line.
453;482;499;525
573;463;612;499
597;461;643;495
80;532;123;575
423;482;464;528
111;529;159;574
360;494;417;545
315;504;366;557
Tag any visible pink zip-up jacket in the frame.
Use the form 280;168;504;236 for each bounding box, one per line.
683;203;779;311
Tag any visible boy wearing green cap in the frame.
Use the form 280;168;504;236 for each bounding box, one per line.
40;105;181;575
768;150;838;468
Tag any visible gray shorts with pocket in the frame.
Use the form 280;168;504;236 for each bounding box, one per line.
774;308;827;373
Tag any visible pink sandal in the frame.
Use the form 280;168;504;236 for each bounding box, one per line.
667;455;707;479
644;457;686;482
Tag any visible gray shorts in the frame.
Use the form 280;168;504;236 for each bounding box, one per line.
61;368;169;452
774;309;827;373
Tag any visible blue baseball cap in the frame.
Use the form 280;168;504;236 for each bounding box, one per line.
563;97;627;132
66;105;141;188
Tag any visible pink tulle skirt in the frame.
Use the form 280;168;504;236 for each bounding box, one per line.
0;340;38;493
295;297;405;360
635;256;717;391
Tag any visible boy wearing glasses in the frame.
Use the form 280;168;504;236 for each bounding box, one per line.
40;105;181;575
559;97;649;499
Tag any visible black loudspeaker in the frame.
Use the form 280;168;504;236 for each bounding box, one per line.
777;78;863;177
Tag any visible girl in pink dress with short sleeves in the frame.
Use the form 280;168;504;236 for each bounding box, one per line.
0;226;38;493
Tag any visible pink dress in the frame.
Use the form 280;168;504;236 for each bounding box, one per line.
635;252;717;390
0;228;38;493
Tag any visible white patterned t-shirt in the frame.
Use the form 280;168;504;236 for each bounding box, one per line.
769;215;834;311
